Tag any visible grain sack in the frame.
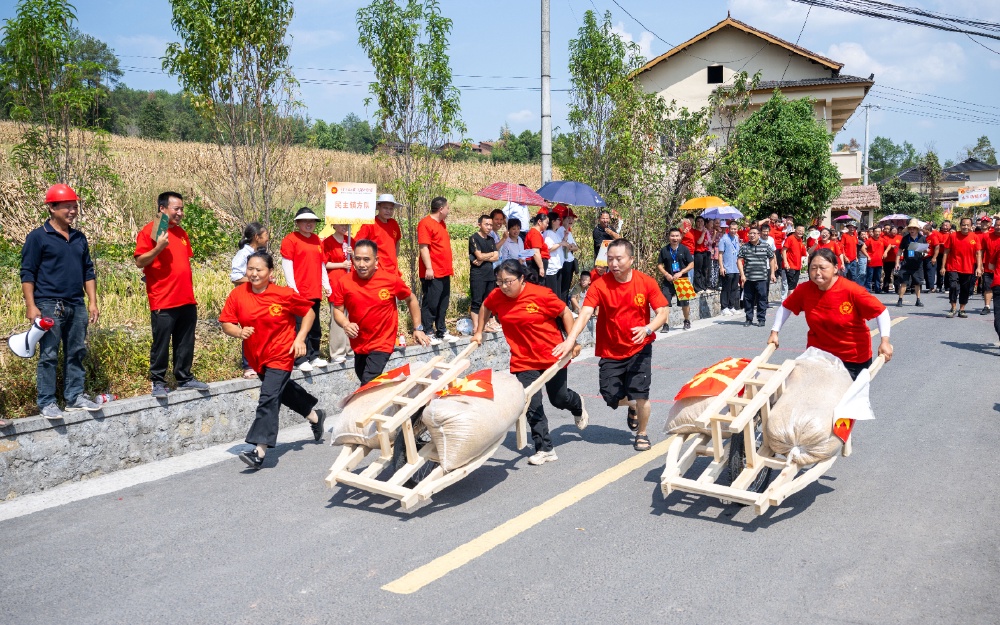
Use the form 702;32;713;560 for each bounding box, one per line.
664;396;713;435
421;371;525;472
765;348;853;465
330;363;432;448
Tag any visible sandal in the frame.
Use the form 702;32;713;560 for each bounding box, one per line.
633;433;651;451
626;406;639;432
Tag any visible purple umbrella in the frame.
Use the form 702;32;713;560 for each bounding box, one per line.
878;213;910;225
833;215;855;222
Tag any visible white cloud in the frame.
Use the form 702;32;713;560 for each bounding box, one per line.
114;34;169;57
728;0;861;30
610;22;654;59
507;109;534;123
827;40;965;89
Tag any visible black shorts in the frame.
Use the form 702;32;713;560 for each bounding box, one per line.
985;272;995;290
470;279;494;314
895;265;924;287
598;343;653;408
354;350;391;386
660;281;690;306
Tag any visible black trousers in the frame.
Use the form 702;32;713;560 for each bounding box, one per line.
947;271;974;306
355;351;391;386
293;298;322;365
559;259;577;304
544;272;562;299
785;268;801;292
149;303;197;384
245;367;318;448
694;251;711;291
719;273;740;309
993;286;1000;340
742;280;768;323
421;276;450;338
470;279;494;315
923;258;937;291
515;368;582;453
842;358;873;381
882;263;894;292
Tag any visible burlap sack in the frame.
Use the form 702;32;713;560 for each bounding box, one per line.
421;371;526;472
664;396;713;435
330;365;433;447
765;349;853;465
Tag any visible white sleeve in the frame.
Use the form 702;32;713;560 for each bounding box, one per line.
230;248;248;282
876;309;891;338
770;305;792;332
321;262;331;292
281;258;297;292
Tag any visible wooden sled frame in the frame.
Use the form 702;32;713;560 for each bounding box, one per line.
660;345;885;516
325;343;573;511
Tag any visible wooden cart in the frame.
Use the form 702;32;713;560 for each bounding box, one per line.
659;345;884;516
325;343;573;511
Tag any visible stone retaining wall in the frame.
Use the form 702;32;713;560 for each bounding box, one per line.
0;280;781;500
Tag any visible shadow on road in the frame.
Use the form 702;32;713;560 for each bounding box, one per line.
941;341;1000;357
640;462;836;531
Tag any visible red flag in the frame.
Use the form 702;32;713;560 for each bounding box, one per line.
674;358;752;401
352;364;410;396
437;369;494;399
832;418;855;444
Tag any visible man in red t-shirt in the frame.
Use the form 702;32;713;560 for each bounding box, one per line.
134;191;207;398
864;229;886;293
556;239;669;452
355;194;403;276
979;215;1000;316
332;240;429;384
940;217;984;317
841;223;860;284
417;196;455;344
781;225;806;292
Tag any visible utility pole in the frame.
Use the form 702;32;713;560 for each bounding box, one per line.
540;0;553;184
862;104;870;185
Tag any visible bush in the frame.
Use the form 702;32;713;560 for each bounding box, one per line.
183;197;234;260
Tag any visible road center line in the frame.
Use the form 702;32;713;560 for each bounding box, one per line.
382;436;675;595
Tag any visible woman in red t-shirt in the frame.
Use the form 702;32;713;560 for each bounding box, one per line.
523;213;549;282
279;207;330;371
322;223;353;363
219;252;326;470
768;247;893;380
472;259;587;466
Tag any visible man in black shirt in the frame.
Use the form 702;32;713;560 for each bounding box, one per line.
592;210;620;257
469;214;500;331
19;184;101;419
894;219;927;308
656;228;695;332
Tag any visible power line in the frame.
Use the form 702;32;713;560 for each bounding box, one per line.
781;6;812;80
789;0;1000;41
869;88;1000;121
875;84;995;112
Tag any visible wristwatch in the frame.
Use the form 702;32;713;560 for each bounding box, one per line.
415;324;424;332
644;326;652;336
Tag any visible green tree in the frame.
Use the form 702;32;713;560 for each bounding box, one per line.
709;91;841;224
138;95;169;140
964;135;997;165
877;177;926;219
163;0;300;235
919;150;943;212
357;0;465;289
341;112;378;153
0;0;117;213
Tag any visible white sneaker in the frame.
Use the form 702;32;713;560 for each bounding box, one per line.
575;400;589;431
428;336;443;346
443;332;460;344
310;357;329;368
332;356;347;364
297;361;314;372
527;450;558;465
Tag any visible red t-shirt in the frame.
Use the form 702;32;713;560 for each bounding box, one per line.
590;268;604;283
737;228;749;243
524;227;550;260
691;229;708;253
925;231;940;258
681;230;696;253
134;221;196;311
280;232;324;300
782;277;886;363
816;241;844;269
219;283;314;373
883;235;901;263
770;227;786;251
322;234;350;299
484;282;566;373
782;235;806;270
865;237;886;268
417;215;454;277
583;270;668;360
983;231;1000;272
355;218;402;276
943;231;981;274
840;233;859;262
331;268;411;354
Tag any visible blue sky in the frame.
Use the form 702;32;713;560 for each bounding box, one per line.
4;0;1000;162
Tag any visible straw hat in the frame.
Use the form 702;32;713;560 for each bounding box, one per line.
906;218;921;229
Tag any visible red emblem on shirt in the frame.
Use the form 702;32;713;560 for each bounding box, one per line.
378;288;391;301
436;369;494;399
525;302;540;314
268;304;283;316
634;293;646;307
839;301;854;315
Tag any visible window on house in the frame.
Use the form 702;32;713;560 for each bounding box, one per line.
707;65;723;84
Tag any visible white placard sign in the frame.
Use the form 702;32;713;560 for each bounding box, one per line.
957;186;990;208
847;208;862;221
324;182;376;231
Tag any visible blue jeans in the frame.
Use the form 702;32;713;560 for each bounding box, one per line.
846;259;860;284
857;256;868;288
869;267;883;293
36;299;88;408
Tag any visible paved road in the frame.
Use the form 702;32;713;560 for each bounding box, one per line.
2;289;998;625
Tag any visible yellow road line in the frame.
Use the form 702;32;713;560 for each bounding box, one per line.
871;316;906;337
382;436;675;595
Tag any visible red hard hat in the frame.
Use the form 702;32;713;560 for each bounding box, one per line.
44;184;79;204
